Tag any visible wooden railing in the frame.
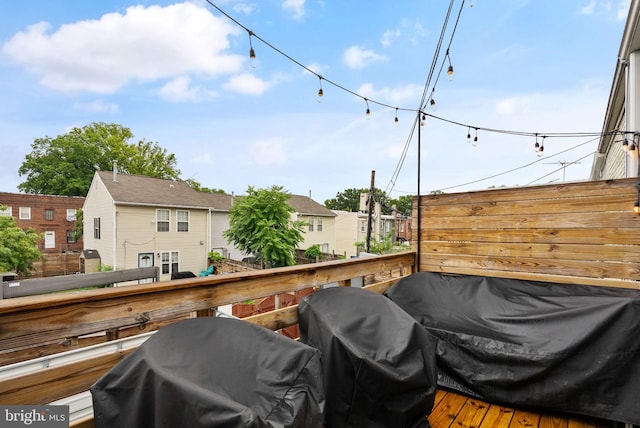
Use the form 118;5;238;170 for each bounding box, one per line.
0;252;416;426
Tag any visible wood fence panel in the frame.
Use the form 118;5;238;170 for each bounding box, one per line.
415;178;640;286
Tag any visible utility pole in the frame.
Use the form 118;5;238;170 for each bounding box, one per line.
544;160;580;181
365;170;375;253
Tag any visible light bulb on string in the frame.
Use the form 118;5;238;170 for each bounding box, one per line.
473;128;478;147
364;98;370;119
248;30;256;68
394;108;399;126
536;136;545;157
623;139;629;151
420;112;426;127
430;98;436;111
466;127;471;143
446;49;454;82
317;76;323;102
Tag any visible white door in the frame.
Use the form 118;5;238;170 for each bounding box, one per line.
44;231;55;249
138;253;154;284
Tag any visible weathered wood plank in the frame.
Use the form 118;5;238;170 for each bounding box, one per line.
450;398;491;428
420;253;640;284
421;228;640;246
0;253;415;355
478;404;515;427
539;414;568;428
509;409;541;427
0;350;134;404
420;211;640;230
423;241;640;263
421;193;636;217
427;390;469;427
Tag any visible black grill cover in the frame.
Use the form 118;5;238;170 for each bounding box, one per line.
298;287;438;428
90;317;325;428
384;271;640;425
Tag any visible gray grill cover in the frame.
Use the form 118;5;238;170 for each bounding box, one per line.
384;271;640;426
298;287;438;428
91;317;325;428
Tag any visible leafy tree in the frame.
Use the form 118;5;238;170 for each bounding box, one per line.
72;209;84;242
223;186;305;268
18;122;181;196
186;179;226;194
388;195;414;216
0;211;42;276
325;188;392;213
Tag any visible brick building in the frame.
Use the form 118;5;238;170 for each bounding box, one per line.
0;192;85;254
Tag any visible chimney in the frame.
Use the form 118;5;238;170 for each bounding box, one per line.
112;160;118;182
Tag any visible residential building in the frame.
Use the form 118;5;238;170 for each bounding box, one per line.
333;203;399;258
287;194;337;255
0;192;84;254
591;0;640;180
82;171;211;280
82;171;337;278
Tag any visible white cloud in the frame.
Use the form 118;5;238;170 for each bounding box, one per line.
356;82;423;106
157;76;216;102
223;73;272;95
580;0;597;15
2;3;243;94
617;0;631;20
73;99;119;114
232;3;257;15
342;46;387;69
248;138;287;166
282;0;306;20
380;29;401;48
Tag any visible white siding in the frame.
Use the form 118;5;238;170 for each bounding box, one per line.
82;173;116;268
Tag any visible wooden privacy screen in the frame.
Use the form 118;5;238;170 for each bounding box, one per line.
414;178;640;289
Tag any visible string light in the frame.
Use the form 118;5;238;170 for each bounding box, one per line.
247;29;256;67
473;128;478;146
536;136;545;157
623;139;629;151
446;49;454;82
421;112;426;127
394;108;399;126
317;76;323;100
466;127;471;143
365;98;370;118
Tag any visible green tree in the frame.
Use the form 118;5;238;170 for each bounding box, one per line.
325;188;392;213
388;195;414;216
18;122;181;196
0;211;42;275
223;186;305;268
186;179;226;194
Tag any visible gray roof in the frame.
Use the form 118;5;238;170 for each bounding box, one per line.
96;171;330;215
98;171;212;209
287;194;336;217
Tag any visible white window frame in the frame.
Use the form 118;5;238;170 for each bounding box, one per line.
94;217;101;239
156;209;170;232
176;210;189;232
44;231;55;249
45;208;54;221
0;206;12;217
161;251;179;275
317;217;323;232
66;209;77;222
19;207;31;220
308;217;314;232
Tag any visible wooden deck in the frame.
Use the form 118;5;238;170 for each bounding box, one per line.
428;389;616;428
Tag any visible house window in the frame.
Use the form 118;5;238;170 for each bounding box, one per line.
400;223;405;233
45;209;54;220
0;206;12;216
94;217;101;239
176;210;189;232
317;217;323;232
360;221;366;233
19;207;31;220
308;218;314;232
66;230;76;244
157;209;170;232
161;251;179;275
66;209;76;222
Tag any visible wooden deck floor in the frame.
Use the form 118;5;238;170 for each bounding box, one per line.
428;389;617;428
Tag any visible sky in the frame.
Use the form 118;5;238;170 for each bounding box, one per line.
0;0;631;204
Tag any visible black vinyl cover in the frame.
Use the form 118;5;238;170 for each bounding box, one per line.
90;317;325;428
298;286;438;428
384;271;640;425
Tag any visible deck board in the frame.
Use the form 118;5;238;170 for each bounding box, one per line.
427;390;617;428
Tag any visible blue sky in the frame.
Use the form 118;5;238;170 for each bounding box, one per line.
0;0;631;203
